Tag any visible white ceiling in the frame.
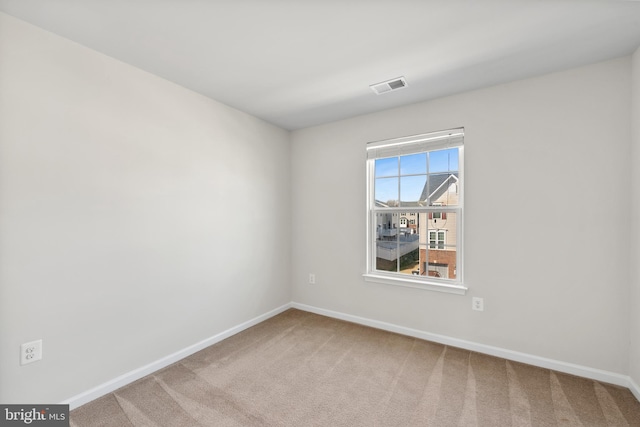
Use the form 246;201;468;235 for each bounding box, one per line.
1;1;640;130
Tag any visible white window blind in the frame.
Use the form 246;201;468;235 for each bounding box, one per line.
366;128;464;160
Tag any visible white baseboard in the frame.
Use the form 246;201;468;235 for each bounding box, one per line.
291;302;635;391
62;303;292;410
630;377;640;402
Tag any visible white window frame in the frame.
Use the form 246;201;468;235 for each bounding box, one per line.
364;128;466;295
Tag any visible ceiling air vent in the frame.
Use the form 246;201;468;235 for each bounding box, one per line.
370;76;408;95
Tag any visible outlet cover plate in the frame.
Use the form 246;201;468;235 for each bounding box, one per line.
21;339;42;365
472;297;484;311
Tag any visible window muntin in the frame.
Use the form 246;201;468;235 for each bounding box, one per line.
366;129;463;289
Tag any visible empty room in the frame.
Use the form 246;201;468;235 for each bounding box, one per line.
1;1;640;426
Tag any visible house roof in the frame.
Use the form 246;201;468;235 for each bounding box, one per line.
420;173;459;204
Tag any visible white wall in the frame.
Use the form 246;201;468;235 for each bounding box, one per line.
0;12;291;404
291;57;632;374
631;47;640;389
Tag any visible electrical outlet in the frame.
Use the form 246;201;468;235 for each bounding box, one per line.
21;339;42;365
472;297;484;312
309;273;316;285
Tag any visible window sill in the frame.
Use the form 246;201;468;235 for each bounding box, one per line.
362;273;467;295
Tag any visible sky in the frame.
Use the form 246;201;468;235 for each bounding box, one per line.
375;148;459;204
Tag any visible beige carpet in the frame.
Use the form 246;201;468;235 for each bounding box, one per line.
70;309;640;426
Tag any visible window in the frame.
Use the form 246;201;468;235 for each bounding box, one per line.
429;229;446;249
365;128;464;293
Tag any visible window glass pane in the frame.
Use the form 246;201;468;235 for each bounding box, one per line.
400;153;427;175
427;148;459;207
424;212;457;279
375;212;398;272
429;148;459;173
398;215;421;276
375;177;398;206
375;157;398;178
400;175;427;206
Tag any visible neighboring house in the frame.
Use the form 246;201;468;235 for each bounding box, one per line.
419;173;459;279
375;173;459;278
